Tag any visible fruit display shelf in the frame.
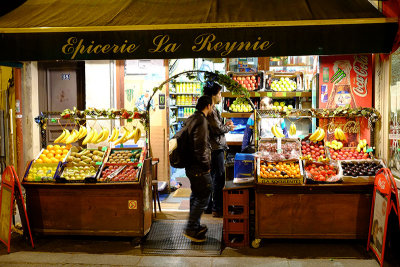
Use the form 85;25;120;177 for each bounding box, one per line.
303;161;342;184
221;91;312;99
339;159;386;183
257;138;302;162
65;146;107;166
23;161;62;182
98;165;140;183
56;163;102;183
300;134;328;162
227;71;264;91
256;159;304;185
104;148;143;165
326;147;370;161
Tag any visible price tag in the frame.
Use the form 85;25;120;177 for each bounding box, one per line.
102;146;107;152
298;135;305;140
366;148;374;153
50;119;57;123
267;92;273;97
137;163;143;167
296;92;302;97
127;119;133;122
254;92;260;97
95;162;102;165
277;137;282;153
282;92;287;97
276;92;283;97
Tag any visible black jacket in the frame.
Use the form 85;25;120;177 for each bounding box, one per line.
207;107;230;151
184;110;211;174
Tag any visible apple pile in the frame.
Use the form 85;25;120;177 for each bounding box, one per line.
328;148;369;161
232;75;259;91
301;140;326;161
304;163;338;182
99;165;138;182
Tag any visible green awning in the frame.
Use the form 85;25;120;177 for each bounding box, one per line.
0;0;397;60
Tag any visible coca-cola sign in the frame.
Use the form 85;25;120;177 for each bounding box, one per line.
353;55;368;98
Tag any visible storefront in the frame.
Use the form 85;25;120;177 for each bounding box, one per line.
0;0;399;245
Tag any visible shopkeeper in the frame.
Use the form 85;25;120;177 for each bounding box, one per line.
241;97;288;152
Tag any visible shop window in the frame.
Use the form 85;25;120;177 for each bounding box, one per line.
389;48;400;177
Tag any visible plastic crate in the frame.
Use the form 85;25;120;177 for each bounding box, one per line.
224;218;249;233
223;232;249;248
223;189;249;206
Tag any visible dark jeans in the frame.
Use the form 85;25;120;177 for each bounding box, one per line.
185;170;211;231
207;149;225;213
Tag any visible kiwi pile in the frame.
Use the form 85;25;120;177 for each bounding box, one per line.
107;149;141;164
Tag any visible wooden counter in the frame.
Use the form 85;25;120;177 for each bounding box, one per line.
22;159;153;237
255;183;374;240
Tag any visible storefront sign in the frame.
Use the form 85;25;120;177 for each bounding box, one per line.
326;120;360;134
0;23;397;61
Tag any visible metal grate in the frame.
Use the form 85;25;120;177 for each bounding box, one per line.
142;220;222;256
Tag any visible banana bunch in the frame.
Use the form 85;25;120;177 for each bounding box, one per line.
114;127;130;145
356;139;368;152
271;124;285;138
108;128;120;142
325;140;343;150
309;127;325;142
126;127;142;144
82;128;98;145
289;123;296;136
334;127;346;141
54;129;71;143
92;127;110;144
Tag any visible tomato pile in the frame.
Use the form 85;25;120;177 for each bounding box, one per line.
99;165;138;182
305;164;337;182
259;161;301;179
328;148;369;160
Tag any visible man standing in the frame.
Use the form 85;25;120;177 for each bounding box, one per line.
203;82;235;218
183;95;214;242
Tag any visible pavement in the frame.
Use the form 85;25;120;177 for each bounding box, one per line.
0;211;399;266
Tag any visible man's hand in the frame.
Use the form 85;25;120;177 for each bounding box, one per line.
225;120;235;131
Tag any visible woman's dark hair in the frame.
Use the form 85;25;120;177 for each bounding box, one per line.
196;95;213;111
203;81;222;96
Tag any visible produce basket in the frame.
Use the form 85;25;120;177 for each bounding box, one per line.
56;162;102;183
227;71;264;91
104;147;144;165
339;159;386;183
23;161;62;182
300;134;329;162
224;97;254;113
64;146;107;165
256;138;301;162
326;147;371;161
264;71;304;91
303;161;342;184
256;158;304;184
97;164;140;183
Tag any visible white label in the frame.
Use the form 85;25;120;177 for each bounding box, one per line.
277;138;282;153
389;134;400;140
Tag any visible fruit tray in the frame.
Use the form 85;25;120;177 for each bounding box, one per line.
264;71;304;91
256;138;301;162
303;161;342;184
326;147;371;161
104;147;144;165
300;134;329;162
34;145;70;164
65;146;108;165
23;161;62;182
227;71;264;91
56;162;102;183
339;159;386;183
97;164;140;183
256;158;304;184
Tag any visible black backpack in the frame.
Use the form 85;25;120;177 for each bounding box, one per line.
169;124;190;168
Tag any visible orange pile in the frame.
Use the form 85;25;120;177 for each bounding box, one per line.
260;161;301;179
35;144;71;163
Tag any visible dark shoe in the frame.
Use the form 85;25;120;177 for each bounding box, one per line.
212;211;223;218
183;228;206;243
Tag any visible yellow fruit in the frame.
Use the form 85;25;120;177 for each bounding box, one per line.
36;159;43;163
50;158;59;163
55;149;63;155
62;149;69;154
54;145;61;150
55;154;62;160
47;153;55;158
39;154;47;160
47;145;54;150
44;158;52;163
66;144;72;149
43;149;50;155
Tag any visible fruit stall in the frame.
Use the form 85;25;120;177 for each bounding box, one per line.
248;107;383;248
21;109;154;237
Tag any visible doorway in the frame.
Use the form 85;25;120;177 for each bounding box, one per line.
38;61;85;146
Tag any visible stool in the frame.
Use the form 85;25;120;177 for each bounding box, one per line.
152;158;162;217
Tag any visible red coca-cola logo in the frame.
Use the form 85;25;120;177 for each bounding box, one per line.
352;55;368;97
